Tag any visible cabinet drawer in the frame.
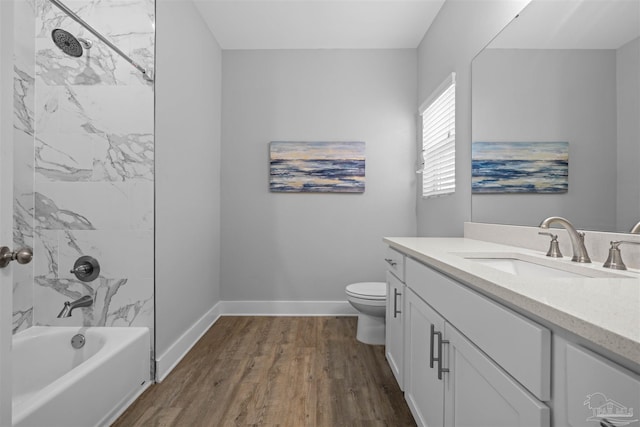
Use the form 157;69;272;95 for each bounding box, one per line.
406;257;551;401
565;343;640;427
384;247;405;282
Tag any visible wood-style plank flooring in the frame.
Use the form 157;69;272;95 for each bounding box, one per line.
112;316;416;427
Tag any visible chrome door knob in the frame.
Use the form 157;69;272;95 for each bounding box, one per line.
13;248;33;264
0;246;33;268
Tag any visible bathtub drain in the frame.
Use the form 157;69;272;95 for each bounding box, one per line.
71;334;85;349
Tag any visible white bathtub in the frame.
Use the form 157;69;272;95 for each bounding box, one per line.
12;326;151;427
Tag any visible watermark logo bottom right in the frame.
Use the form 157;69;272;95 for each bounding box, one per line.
584;392;638;426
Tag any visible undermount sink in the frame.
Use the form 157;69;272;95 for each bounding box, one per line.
457;252;633;279
467;257;590;279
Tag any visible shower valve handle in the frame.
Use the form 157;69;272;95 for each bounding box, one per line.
70;256;100;282
70;264;91;274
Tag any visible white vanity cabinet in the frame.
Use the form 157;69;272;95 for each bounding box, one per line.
384;237;640;427
553;338;640;427
443;323;550;427
404;288;445;426
386;271;405;389
404;287;550;427
399;255;550;427
384;246;405;282
385;247;406;389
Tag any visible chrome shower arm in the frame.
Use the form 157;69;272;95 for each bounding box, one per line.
48;0;153;82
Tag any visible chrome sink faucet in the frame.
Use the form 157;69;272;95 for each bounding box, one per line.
630;221;640;234
57;295;93;318
539;216;591;263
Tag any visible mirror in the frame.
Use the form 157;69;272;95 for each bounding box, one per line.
471;0;639;233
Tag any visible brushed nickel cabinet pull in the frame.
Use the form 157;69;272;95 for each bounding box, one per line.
429;324;436;369
429;325;449;380
393;288;402;318
436;331;450;380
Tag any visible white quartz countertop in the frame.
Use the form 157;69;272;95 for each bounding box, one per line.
384;237;640;367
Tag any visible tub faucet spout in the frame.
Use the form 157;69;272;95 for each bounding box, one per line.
57;295;93;318
539;216;591;263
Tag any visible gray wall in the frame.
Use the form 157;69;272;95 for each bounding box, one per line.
616;37;640;232
221;50;417;301
471;49;617;231
416;0;529;237
156;1;222;356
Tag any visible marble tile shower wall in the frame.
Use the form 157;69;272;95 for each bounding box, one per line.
12;0;155;341
13;0;37;333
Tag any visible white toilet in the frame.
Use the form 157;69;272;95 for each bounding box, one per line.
345;282;387;345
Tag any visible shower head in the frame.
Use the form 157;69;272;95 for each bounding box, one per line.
51;28;84;57
48;0;153;82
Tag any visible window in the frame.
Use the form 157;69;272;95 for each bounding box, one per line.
419;72;456;198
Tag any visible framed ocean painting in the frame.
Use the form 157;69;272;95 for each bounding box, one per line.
472;142;568;193
269;141;366;193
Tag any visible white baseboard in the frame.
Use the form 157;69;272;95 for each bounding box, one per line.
155;300;357;382
155;302;222;382
220;300;358;316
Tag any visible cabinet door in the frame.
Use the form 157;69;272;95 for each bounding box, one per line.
443;323;550;427
404;288;446;427
385;271;405;390
406;257;550;401
563;343;640;427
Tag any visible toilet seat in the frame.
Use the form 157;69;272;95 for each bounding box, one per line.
346;282;386;301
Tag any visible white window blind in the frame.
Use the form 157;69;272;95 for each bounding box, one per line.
419;73;456;198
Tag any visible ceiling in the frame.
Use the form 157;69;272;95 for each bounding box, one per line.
191;0;446;50
489;0;640;50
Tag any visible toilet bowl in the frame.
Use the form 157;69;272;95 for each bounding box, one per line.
346;282;386;345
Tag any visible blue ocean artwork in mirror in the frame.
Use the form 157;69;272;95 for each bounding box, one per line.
472;141;568;193
270;141;365;193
